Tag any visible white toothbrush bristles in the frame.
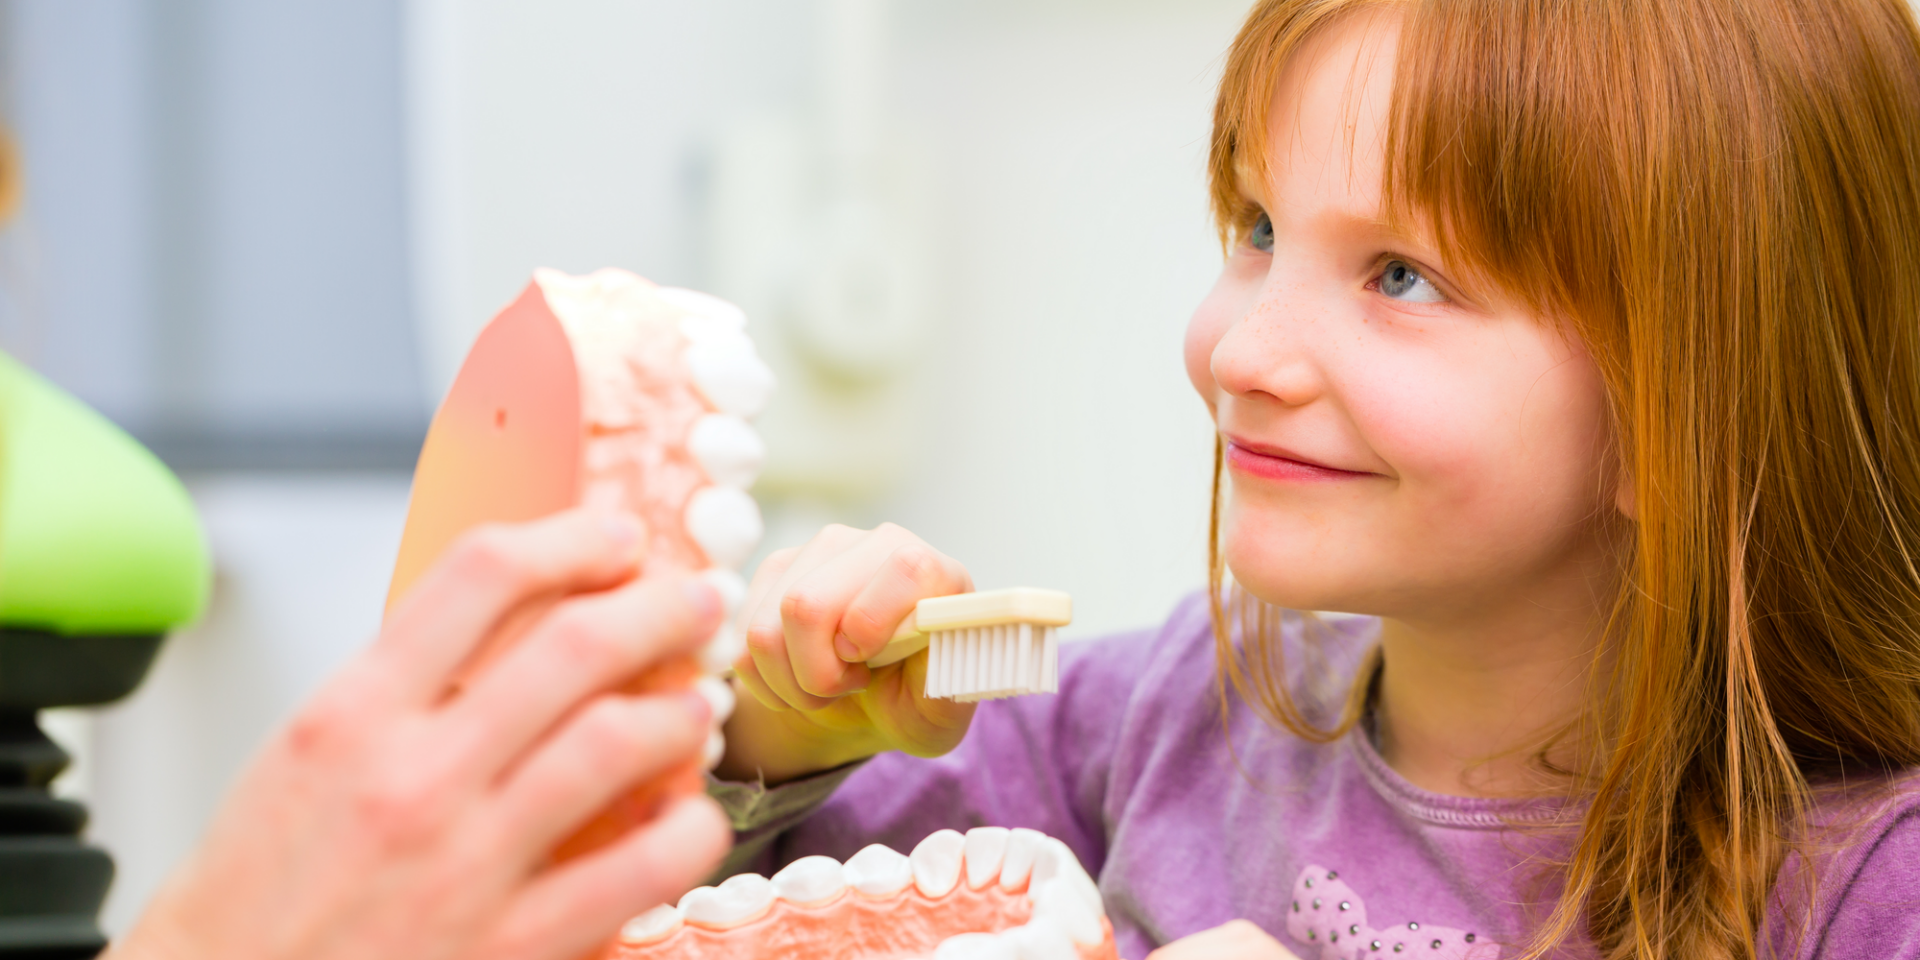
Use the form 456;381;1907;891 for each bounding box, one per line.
926;622;1061;701
862;587;1072;701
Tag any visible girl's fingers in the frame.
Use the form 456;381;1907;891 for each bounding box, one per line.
743;612;841;711
736;524;871;632
486;692;708;865
730;654;794;712
438;575;721;782
479;795;730;960
374;510;647;704
775;536;916;699
735;546;800;637
867;651;978;751
1142;920;1301;960
835;541;973;662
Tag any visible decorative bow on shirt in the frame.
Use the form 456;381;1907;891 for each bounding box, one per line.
1286;867;1500;960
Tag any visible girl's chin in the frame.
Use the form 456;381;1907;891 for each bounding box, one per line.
1221;553;1368;614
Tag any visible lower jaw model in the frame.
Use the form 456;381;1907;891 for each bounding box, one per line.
608;827;1120;960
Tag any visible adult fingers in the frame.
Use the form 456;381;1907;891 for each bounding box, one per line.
486;691;709;865
438;575;720;782
477;795;730;960
374;510;646;704
835;538;973;662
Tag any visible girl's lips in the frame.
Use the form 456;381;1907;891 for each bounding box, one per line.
1224;438;1372;482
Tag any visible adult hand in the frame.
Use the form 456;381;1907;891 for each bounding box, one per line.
104;509;731;960
1146;920;1301;960
717;523;975;785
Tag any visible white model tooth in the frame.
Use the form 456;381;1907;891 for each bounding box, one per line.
679;873;775;930
686;340;777;419
700;623;748;674
692;674;737;725
701;727;725;770
999;828;1045;893
587;266;644;294
688;413;766;489
771;855;848;906
619;904;683;946
700;567;749;618
911;829;966;898
842;843;914;898
963;827;1010;890
659;287;749;330
933;932;1018;960
1031;877;1104;947
685;486;763;569
1003;916;1078;960
1030;838;1105;919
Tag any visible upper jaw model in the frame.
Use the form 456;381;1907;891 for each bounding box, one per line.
387;266;773;860
608;827;1118;960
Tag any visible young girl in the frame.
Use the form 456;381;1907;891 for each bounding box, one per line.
713;0;1920;957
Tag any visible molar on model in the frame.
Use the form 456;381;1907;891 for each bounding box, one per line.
688;414;766;489
679;874;776;931
770;856;849;906
685;486;764;570
603;827;1118;960
844;843;917;898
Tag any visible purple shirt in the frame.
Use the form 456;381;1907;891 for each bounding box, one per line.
714;594;1920;958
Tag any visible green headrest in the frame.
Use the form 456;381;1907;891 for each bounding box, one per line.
0;352;209;635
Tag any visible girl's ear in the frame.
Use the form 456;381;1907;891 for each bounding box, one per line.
1613;469;1637;520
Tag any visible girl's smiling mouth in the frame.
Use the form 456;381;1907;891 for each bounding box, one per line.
1223;435;1376;482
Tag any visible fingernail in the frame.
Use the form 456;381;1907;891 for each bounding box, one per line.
834;632;862;663
682;580;722;624
679;689;713;727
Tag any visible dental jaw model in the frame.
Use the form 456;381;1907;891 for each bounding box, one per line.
612;827;1118;960
386;266;771;860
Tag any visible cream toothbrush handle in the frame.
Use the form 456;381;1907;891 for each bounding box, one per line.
864;616;927;668
862;588;1073;669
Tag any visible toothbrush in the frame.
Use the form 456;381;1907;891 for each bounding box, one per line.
864;588;1072;701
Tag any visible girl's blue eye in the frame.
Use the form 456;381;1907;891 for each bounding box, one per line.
1377;260;1445;303
1248;214;1274;253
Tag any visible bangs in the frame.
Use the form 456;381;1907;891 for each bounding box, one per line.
1208;0;1601;320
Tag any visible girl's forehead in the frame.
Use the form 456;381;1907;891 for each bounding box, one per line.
1248;11;1400;207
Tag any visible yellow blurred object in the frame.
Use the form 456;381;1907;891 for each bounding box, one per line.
0;126;22;225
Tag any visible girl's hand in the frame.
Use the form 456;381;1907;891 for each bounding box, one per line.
718;523;975;785
105;509;731;960
1146;921;1301;960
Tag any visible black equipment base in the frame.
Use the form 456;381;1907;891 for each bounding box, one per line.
0;630;168;958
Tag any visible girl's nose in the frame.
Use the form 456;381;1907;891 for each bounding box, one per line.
1210;285;1326;409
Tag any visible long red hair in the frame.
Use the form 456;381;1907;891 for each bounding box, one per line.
1206;1;1920;957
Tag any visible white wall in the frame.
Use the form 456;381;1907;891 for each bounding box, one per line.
411;0;1244;638
874;4;1233;635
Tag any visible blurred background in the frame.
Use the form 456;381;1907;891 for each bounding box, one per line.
0;0;1243;934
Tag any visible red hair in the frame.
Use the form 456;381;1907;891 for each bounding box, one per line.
1208;1;1920;956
